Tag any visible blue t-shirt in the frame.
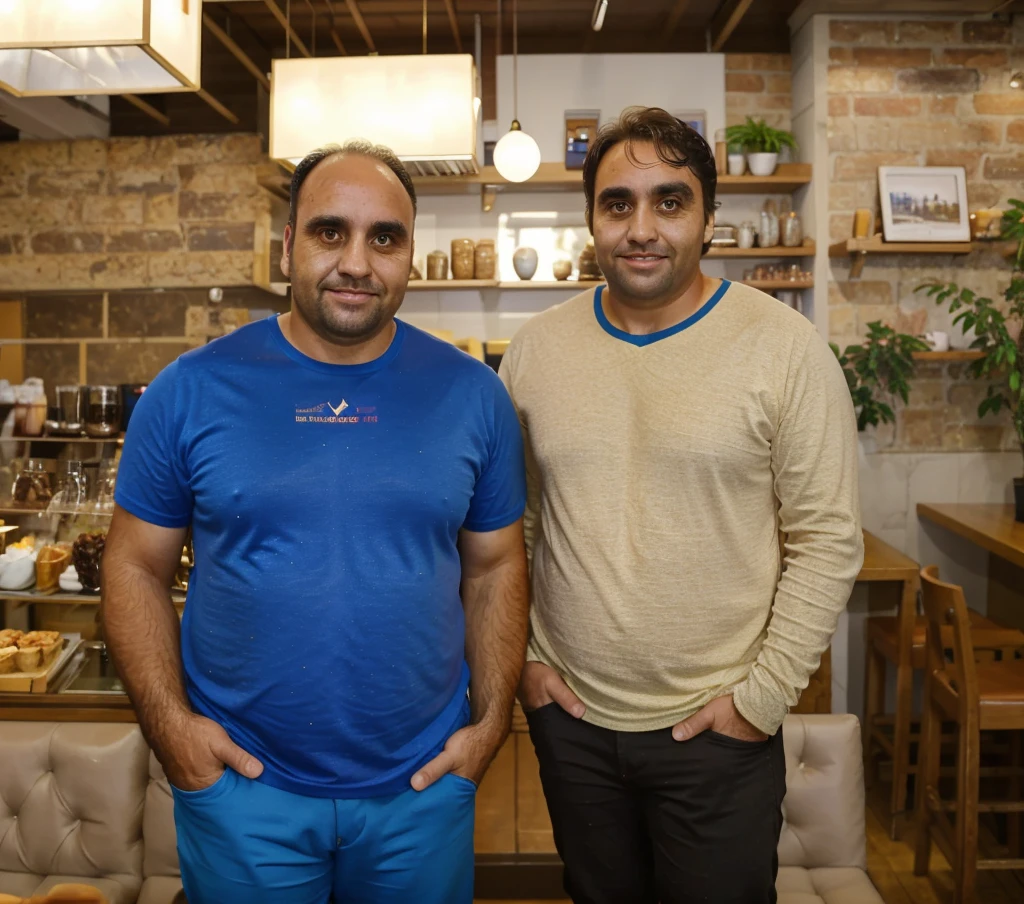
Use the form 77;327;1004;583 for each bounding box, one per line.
115;317;526;798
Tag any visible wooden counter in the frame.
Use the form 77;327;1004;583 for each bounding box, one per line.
917;503;1024;569
918;503;1024;631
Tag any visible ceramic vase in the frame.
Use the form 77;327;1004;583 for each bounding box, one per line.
513;247;539;281
451;238;475;280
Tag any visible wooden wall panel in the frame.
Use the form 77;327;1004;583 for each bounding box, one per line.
475;734;517;854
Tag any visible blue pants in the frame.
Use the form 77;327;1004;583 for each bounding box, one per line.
172;768;476;904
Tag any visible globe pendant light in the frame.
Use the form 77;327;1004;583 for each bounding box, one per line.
493;0;540;183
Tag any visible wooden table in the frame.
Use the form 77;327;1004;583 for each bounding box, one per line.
794;530;919;716
917;503;1024;630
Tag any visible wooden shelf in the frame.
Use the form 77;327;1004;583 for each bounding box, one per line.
497;280;602;290
410;162;812;202
408;277;813;292
4;436;123;445
707;241;815;259
717;164;812;195
912;350;985;362
0;589;186;606
830;234;972;277
0;507;55;517
829;236;974;257
742;280;814;291
406;280;602;291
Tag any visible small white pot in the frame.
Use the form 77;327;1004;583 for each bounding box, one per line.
746;152;779;177
513;247;539;281
727;154;746;176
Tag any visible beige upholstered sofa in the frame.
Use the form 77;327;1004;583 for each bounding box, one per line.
0;714;881;904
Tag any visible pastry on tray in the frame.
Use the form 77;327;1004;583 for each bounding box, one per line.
0;628;23;649
15;630;63;672
0;645;17;675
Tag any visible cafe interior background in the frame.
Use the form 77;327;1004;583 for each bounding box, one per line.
1;1;1024;903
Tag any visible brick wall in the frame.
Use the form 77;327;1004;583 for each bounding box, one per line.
827;17;1023;453
0;134;286;398
0;134;272;293
725;54;793;130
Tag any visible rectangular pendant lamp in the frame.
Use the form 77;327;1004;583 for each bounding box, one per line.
269;54;479;176
0;0;201;96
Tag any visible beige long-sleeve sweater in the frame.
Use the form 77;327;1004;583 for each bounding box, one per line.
498;280;863;735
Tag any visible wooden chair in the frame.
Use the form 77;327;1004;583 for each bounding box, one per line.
914;565;1024;904
864;573;1024;836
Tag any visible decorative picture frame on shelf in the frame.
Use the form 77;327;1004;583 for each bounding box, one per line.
672;109;706;138
878;166;971;243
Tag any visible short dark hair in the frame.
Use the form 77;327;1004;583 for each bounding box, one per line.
583;107;719;254
288;140;418;242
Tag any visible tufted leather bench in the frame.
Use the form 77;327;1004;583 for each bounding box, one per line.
0;715;881;903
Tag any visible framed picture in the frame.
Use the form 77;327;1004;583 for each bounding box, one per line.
672;109;706;138
878;166;971;242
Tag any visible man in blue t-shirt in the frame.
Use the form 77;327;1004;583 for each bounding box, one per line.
102;140;528;904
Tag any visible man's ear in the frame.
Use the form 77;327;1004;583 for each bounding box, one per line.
703;213;716;246
281;223;292;278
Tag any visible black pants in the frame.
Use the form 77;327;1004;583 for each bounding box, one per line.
526;703;786;904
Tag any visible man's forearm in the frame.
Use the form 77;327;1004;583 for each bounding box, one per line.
101;558;193;758
462;553;529;737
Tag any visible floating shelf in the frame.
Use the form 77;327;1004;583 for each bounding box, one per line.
829;235;973;278
410;162;812;196
0;588;186;606
0;507;54;517
912;350;985;362
407;278;812;292
406;280;602;291
707;241;815;259
2;436;124;445
743;280;814;291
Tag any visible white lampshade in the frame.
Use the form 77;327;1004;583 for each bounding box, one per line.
0;0;200;96
270;54;479;176
493;124;541;183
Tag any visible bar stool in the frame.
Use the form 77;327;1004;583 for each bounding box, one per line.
863;575;1024;836
914;565;1024;904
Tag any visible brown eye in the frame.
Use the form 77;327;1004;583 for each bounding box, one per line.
373;234;392;246
322;229;339;242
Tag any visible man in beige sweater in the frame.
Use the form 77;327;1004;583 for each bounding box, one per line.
499;107;863;904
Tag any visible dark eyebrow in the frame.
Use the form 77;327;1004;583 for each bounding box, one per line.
303;215;409;241
597;186;635;206
653;182;695;203
371;220;409;240
304;215;347;234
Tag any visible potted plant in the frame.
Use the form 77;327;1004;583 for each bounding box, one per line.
918;200;1024;521
724;117;797;177
831;322;930;435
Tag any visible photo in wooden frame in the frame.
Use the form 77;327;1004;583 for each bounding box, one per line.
878;166;970;242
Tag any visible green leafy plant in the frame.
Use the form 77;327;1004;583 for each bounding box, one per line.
918;200;1024;472
724;117;797;154
830;322;930;431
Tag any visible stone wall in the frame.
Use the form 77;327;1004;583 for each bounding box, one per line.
14;288;285;402
0;134;272;292
0;134;286;397
725;53;793;130
827;17;1023;453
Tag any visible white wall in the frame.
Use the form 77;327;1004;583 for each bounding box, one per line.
495;54;726;161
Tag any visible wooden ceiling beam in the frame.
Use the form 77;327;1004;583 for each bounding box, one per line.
661;0;695;47
196;88;241;125
263;0;312;57
122;94;170;127
443;0;464;53
203;13;271;91
345;0;377;52
709;0;756;52
320;0;349;54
